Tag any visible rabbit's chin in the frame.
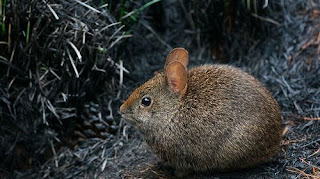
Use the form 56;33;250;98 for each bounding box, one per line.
122;114;141;125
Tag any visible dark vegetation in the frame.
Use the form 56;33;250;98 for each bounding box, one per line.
0;0;319;178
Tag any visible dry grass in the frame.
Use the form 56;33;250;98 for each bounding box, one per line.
0;0;319;178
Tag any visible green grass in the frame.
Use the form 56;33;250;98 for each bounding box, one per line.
137;0;161;13
0;0;7;36
121;0;161;36
100;0;161;33
26;20;30;44
125;0;161;22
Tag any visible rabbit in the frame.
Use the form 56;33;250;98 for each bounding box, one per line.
120;48;282;176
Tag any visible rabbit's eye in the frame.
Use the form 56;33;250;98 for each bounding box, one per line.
141;96;152;107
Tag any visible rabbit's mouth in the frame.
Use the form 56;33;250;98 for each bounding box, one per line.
121;113;140;124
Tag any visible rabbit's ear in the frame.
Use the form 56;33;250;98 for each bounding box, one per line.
166;61;187;97
165;48;188;69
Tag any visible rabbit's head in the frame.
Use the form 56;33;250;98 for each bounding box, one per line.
120;48;188;133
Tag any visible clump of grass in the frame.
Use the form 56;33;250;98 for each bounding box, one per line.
0;0;164;173
0;0;125;172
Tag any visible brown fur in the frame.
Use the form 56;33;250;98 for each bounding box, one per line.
120;48;282;174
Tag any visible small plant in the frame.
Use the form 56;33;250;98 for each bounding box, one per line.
101;0;161;33
123;0;162;21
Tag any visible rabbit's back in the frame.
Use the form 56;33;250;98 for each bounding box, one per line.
184;64;280;125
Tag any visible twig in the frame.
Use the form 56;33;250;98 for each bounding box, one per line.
46;99;60;120
282;138;306;146
49;68;61;80
287;167;318;179
0;55;8;61
251;13;280;26
302;117;320;121
41;97;48;125
120;10;136;20
106;57;129;74
101;158;108;172
6;43;16;76
106;25;125;44
67;39;82;62
39;69;49;81
43;0;59;20
13;88;26;107
99;22;121;33
74;0;101;14
50;140;59;167
263;0;269;8
107;34;124;51
282;125;289;136
300;158;320;170
66;48;80;78
117;60;123;99
308;148;320;158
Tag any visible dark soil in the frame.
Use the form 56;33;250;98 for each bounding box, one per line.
1;0;319;178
